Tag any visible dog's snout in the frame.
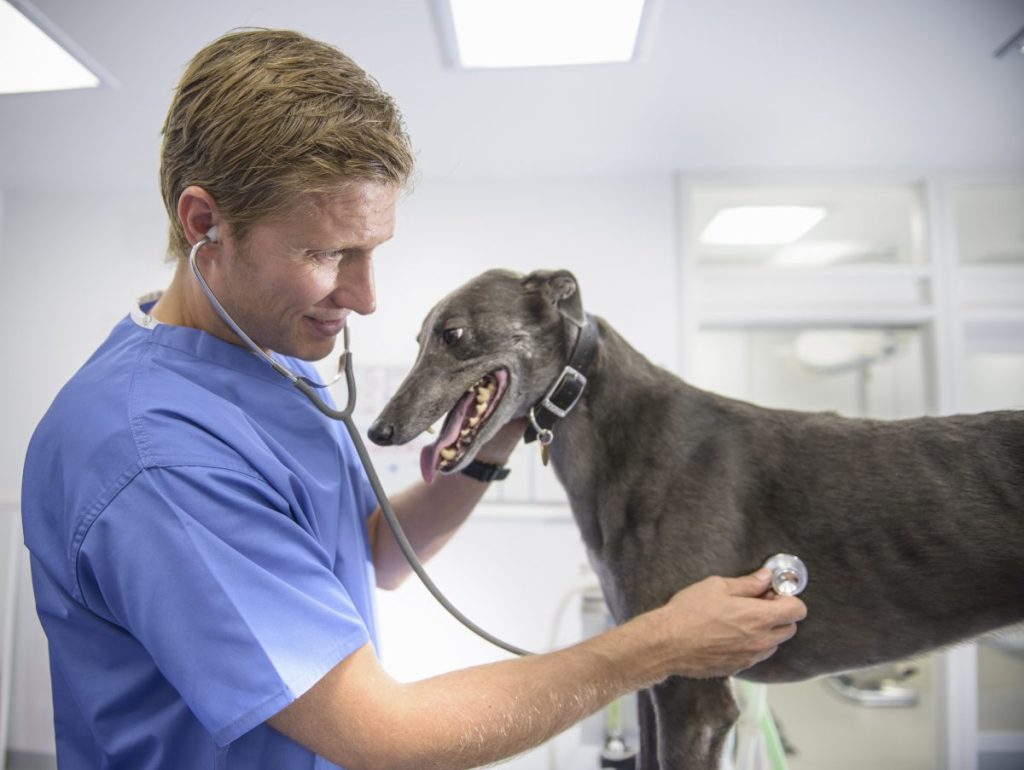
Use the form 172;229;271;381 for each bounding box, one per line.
368;420;395;445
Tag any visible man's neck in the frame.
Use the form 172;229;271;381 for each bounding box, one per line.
151;261;213;333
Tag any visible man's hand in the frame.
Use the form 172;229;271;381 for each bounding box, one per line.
646;568;807;679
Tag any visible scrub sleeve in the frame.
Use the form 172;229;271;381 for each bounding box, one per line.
76;462;372;746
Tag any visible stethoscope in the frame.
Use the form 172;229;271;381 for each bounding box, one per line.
189;228;534;657
188;229;809;659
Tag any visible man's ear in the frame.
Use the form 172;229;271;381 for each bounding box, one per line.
177;185;221;248
522;269;585;327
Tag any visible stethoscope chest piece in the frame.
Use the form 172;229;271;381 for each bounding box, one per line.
763;553;809;596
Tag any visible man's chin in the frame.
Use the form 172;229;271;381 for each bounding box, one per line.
286;337;341;364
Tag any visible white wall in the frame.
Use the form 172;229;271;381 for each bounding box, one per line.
0;174;676;764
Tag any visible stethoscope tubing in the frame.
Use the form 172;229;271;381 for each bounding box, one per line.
190;237;533;657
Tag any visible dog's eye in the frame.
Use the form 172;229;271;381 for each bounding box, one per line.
441;327;464;346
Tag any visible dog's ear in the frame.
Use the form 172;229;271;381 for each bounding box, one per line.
523;269;585;327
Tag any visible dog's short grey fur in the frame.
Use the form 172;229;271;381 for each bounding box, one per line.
369;268;1024;769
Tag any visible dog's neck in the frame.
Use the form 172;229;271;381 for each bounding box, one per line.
533;316;648;548
542;316;697;475
523;313;600;445
537;315;715;554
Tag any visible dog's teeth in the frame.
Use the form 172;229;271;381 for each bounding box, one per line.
440;447;457;461
476;389;489;404
475;401;488;416
460;429;471;437
469;417;479;427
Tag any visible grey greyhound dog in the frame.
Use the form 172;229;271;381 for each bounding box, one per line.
368;268;1024;770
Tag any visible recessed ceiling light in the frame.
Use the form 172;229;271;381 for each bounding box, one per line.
0;0;107;95
700;206;827;246
442;0;650;69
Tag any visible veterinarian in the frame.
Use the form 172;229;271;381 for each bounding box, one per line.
21;28;807;770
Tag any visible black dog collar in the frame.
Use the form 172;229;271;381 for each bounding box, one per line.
524;314;599;444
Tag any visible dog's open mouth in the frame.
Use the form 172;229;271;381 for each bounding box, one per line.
420;368;509;484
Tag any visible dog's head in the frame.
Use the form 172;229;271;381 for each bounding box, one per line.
368;268;584;482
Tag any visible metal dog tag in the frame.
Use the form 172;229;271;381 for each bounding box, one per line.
531;412;554;466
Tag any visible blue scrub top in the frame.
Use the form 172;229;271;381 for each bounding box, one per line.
22;296;380;769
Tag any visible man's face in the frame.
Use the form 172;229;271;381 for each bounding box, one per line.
208;181;398;361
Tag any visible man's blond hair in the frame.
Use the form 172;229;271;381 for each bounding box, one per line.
160;28;414;260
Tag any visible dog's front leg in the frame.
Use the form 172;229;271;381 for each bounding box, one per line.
651;676;738;770
635;688;659;770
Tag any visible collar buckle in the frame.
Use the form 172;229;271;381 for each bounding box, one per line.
540;366;588;419
523;314;598;445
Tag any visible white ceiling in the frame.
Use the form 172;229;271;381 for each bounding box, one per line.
1;0;1022;192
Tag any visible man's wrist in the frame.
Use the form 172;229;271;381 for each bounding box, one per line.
620;608;676;685
461;459;510;482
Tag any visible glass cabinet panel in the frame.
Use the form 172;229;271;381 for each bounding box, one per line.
963;320;1024;412
691;325;928;419
954;183;1024;265
689;183;927;268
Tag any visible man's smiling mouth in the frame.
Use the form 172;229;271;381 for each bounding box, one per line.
305;315;347;336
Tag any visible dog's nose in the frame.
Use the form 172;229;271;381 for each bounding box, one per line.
368;421;394;445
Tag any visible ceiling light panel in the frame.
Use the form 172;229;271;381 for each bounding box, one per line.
0;0;104;95
446;0;648;68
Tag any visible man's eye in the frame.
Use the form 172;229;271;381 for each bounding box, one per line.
442;328;464;346
310;249;345;262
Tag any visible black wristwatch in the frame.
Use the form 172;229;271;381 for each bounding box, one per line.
460;459;511;482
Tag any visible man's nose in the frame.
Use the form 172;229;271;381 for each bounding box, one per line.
334;258;376;315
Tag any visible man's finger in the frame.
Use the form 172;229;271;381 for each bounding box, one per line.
725;568;773;597
770;622;799;644
768;597;808;624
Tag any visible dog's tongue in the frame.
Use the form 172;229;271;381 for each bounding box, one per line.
420;390;476;484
